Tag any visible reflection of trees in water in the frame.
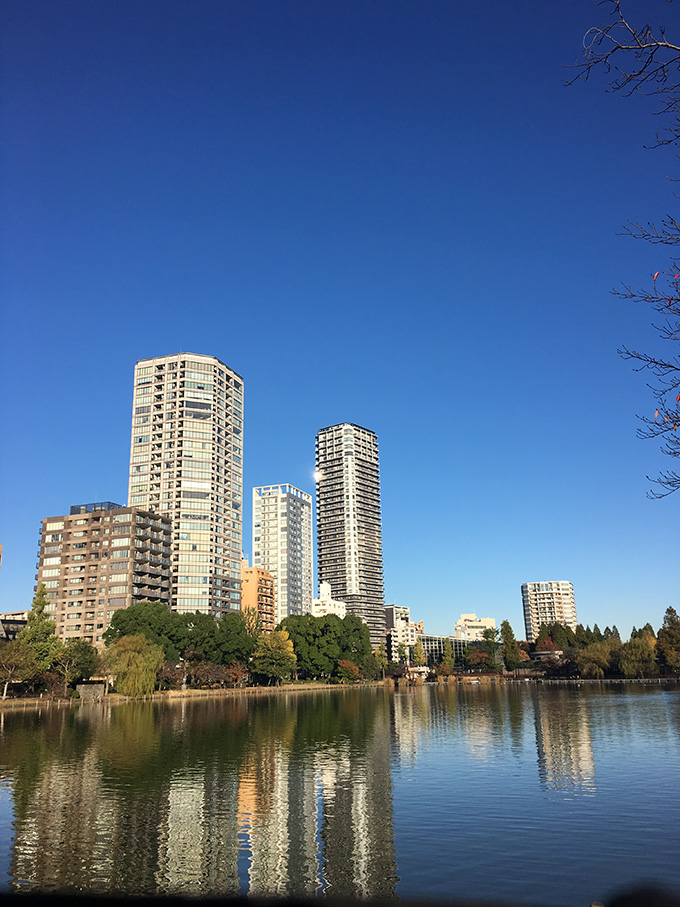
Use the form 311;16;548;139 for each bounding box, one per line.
1;691;397;897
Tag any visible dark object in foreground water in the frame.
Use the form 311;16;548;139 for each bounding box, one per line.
0;888;679;907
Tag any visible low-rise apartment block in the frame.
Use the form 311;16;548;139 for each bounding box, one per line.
241;560;276;634
310;581;347;619
36;501;172;646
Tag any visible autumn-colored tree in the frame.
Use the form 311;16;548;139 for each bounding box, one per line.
412;638;426;667
251;629;297;684
620;637;657;678
336;659;360;683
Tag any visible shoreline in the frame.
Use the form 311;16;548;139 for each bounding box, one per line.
2;675;678;711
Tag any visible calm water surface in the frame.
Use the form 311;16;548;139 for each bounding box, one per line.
0;683;679;905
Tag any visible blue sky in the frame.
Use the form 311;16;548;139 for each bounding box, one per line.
1;0;678;639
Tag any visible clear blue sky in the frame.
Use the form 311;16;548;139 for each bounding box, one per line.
1;0;677;640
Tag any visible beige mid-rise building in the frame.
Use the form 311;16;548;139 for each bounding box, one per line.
35;502;172;646
127;353;244;616
241;561;275;634
453;613;496;642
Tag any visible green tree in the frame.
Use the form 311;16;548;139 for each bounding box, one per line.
499;620;522;671
481;627;500;665
360;651;381;681
412;638;426;667
0;641;38;699
17;585;61;670
105;634;164;697
441;637;455;669
396;642;407;665
251;629;297;684
215;611;258;665
337;614;372;663
104;600;186;661
657;606;680;675
53;638;97;697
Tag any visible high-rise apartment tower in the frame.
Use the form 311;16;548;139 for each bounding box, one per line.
521;581;577;643
127;353;243;615
315;423;385;646
252;484;313;625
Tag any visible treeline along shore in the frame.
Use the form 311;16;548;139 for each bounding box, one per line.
2;585;680;702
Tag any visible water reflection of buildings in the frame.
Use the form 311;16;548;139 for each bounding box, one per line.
235;698;397;898
532;690;596;794
7;695;397;897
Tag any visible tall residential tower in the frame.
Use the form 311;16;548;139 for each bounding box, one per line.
315;423;385;646
252;484;313;625
521;581;577;642
127;353;243;615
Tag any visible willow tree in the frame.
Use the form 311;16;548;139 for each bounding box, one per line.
105;634;164;697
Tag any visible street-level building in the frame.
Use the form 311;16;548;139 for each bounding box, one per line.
252;484;313;625
241;560;276;634
315;423;386;648
310;581;347;619
521;581;577;643
35;501;172;646
453;613;496;642
127;353;244;616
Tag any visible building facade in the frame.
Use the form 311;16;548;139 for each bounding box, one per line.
252;484;313;625
35;501;172;646
453;613;496;642
315;423;386;647
384;605;420;661
127;353;243;616
521;581;577;642
240;561;276;634
310;581;346;619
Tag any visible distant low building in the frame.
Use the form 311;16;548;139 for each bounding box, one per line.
453;613;496;642
417;634;467;667
310;582;346;619
0;616;27;641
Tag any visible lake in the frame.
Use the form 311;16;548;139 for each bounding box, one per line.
0;682;679;904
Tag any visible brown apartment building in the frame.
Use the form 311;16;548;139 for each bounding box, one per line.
241;561;275;634
36;501;172;646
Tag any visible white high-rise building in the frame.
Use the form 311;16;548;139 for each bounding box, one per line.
127;353;244;615
252;484;313;625
315;423;386;647
521;581;577;642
